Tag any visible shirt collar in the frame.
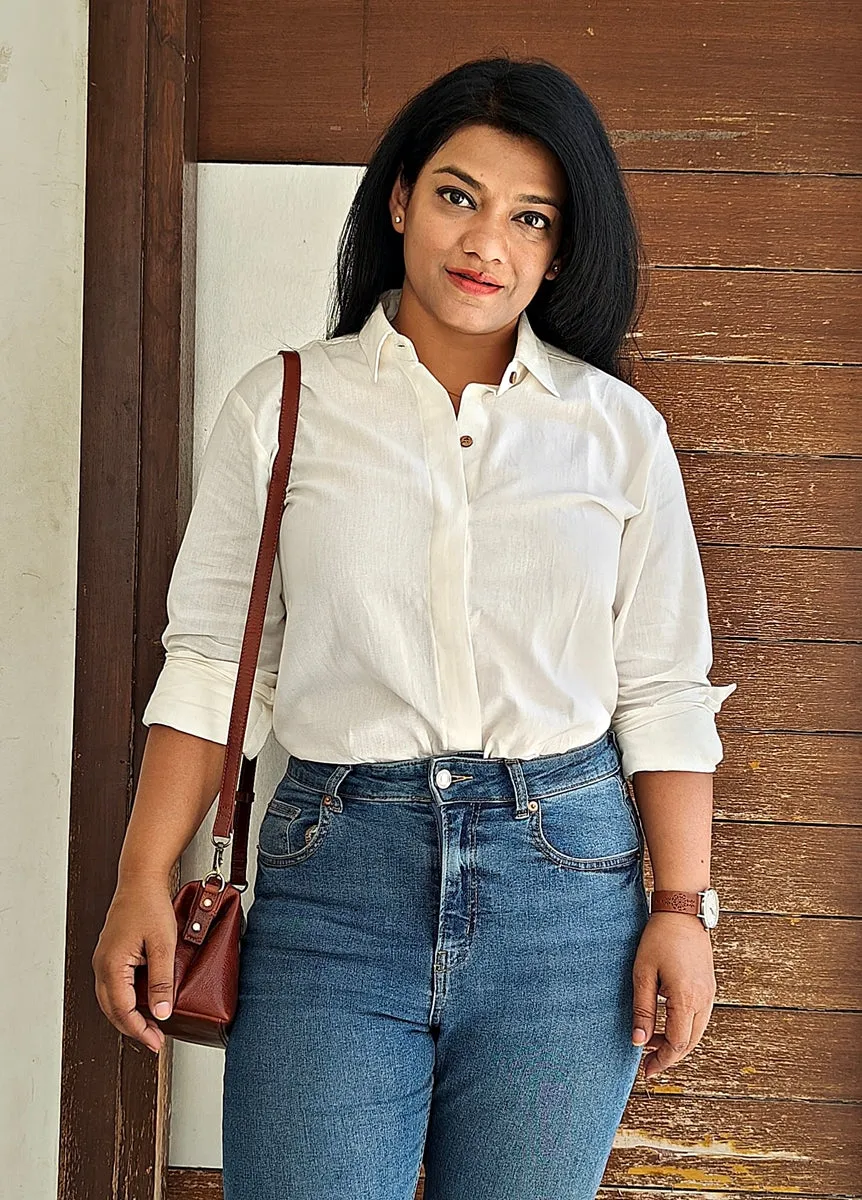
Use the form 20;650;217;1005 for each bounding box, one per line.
357;286;561;398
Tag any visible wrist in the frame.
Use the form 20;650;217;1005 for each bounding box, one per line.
651;880;711;892
647;886;720;930
117;857;177;890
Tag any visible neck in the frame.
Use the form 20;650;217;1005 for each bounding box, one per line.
390;279;517;396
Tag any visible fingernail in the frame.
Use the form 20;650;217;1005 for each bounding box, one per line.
154;1002;171;1019
632;1028;647;1044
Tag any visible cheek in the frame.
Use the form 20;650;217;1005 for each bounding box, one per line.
402;227;446;282
406;202;453;253
509;258;552;304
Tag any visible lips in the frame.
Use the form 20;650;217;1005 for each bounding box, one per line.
446;269;503;293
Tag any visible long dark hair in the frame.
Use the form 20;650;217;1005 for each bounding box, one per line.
326;54;648;383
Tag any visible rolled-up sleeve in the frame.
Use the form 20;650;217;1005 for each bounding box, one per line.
611;419;737;777
141;385;285;758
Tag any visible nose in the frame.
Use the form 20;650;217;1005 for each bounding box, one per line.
459;207;510;265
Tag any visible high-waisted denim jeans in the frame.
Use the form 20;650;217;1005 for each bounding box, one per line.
222;728;649;1199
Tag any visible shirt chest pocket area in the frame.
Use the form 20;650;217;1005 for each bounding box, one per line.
528;768;643;872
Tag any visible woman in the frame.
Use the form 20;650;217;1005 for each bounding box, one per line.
94;55;736;1199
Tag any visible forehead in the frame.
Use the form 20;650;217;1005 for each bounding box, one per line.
422;124;567;197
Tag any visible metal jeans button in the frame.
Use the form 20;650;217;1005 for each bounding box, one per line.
434;768;452;789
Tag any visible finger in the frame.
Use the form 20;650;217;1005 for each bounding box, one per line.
645;1012;714;1079
662;999;696;1061
644;1002;706;1077
640;1035;669;1078
686;1001;716;1057
631;969;659;1047
144;937;177;1023
96;971;164;1054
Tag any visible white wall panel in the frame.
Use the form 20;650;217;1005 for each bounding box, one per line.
170;162;365;1167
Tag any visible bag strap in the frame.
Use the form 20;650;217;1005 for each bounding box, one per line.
208;349;301;888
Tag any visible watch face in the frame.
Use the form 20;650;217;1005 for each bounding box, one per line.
702;888;720;928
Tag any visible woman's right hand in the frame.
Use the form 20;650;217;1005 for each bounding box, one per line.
92;877;177;1055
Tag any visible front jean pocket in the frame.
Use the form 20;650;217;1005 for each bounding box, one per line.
528;768;642;872
256;776;334;868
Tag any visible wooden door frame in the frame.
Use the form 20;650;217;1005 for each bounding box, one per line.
57;0;199;1195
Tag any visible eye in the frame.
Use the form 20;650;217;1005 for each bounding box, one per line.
437;187;552;232
519;211;552;231
438;186;474;208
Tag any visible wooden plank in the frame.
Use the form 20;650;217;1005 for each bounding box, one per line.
711;641;861;732
634;174;862;271
638;269;862;364
629;362;861;456
700;548;862;642
680;457;861;548
707;915;862;1009
609;1096;862;1193
167;1174;222;1199
199;0;366;161
713;733;861;826
139;0;200;1194
198;0;862;173
58;2;151;1196
58;0;198;1196
643;823;862;918
601;1192;851;1200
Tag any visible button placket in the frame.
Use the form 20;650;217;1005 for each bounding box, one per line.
404;366;483;751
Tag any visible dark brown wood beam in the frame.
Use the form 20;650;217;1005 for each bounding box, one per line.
58;0;199;1195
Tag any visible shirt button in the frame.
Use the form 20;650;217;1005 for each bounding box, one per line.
459;434;473;447
435;768;452;789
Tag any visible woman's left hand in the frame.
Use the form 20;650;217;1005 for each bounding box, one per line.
631;911;717;1079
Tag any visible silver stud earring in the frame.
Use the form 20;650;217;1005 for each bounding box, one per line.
394;216;402;223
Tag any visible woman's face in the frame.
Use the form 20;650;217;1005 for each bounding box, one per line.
389;123;568;337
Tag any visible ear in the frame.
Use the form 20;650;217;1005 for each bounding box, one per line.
544;260;561;282
388;169;410;230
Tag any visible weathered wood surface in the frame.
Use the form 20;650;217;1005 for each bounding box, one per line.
631;361;861;455
636;268;861;363
197;0;861;173
147;3;861;1197
63;0;199;1196
710;733;860;825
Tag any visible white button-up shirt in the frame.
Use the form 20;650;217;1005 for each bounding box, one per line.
142;286;737;777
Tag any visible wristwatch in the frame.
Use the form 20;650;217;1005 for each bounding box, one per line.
647;888;720;930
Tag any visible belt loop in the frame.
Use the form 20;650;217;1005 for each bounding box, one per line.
321;764;352;812
504;758;530;819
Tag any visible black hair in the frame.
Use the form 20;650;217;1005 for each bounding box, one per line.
326;54;649;383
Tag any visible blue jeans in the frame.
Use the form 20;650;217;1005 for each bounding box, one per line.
222;728;648;1199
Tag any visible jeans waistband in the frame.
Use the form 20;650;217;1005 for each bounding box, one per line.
282;728;623;808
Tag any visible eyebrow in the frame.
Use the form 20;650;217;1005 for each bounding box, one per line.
431;165;563;211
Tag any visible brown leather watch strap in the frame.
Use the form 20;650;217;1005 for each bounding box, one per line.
649;890;701;916
209;349;301;886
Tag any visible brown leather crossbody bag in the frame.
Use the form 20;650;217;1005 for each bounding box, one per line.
134;349;301;1047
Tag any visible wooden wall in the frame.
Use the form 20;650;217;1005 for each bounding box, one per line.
163;1;860;1195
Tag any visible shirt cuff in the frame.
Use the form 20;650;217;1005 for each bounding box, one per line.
141;651;276;759
612;682;738;777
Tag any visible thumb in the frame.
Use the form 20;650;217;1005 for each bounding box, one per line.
145;936;176;1021
632;972;658;1047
